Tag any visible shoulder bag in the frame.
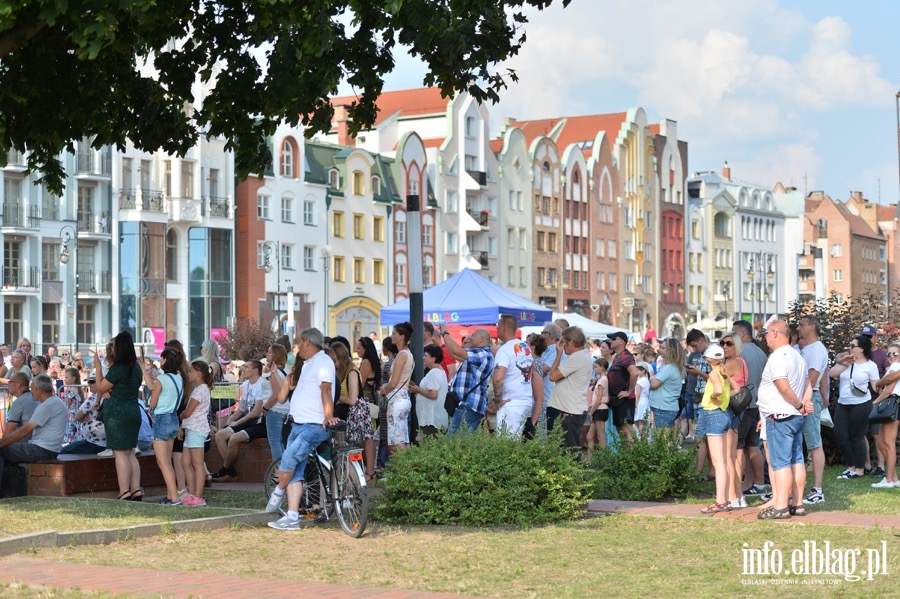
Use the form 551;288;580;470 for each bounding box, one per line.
849;364;872;398
869;394;900;424
445;364;490;419
729;359;753;416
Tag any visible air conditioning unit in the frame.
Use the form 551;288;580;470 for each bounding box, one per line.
622;297;635;307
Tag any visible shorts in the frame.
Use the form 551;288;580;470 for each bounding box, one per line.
651;407;678;428
592;407;609;422
280;422;331;485
764;414;805;470
802;390;823;450
702;408;730;437
737;408;761;449
151;411;179;441
230;421;267;441
728;407;743;432
680;392;696;420
183;429;207;448
611;398;635;428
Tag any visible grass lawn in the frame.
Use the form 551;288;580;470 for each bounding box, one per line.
0;493;256;537
26;515;900;598
682;464;900;515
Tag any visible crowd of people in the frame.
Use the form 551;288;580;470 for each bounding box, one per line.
1;314;896;525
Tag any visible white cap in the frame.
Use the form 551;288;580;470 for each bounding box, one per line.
704;345;725;361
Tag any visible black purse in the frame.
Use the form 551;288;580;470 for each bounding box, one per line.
869;395;900;424
729;360;753;416
446;366;490;418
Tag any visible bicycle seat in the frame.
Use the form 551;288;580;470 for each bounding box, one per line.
326;421;347;433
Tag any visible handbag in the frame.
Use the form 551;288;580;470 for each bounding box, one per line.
849;364;871;397
869;395;900;424
729;359;752;416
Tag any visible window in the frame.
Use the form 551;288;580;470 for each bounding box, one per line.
423;223;433;246
166;230;177;281
624;274;634;292
714;212;731;238
509;191;516;211
42;192;60;221
332;211;344;237
537;232;546;252
354;258;365;283
371;176;381;195
181;162;194;198
329;169;340;189
465;116;476;137
353;214;364;239
488;236;497;256
257;194;270;220
548;268;557;286
507;266;514;285
163;160;172;196
537;267;546;286
303;200;315;225
281;196;294;223
596;239;604;257
609;273;616;291
464;154;477;171
447;232;458;253
833;269;843;282
548;233;557;252
303;247;315;271
332;256;345;282
42;244;61;281
519;267;525;286
423;261;433;289
607;240;616;258
280;244;294;270
409;179;419;196
395;221;406;244
517;192;523;211
446;190;458;213
373;216;384;242
395;263;406;286
281;140;294;178
519;229;527;250
42;303;59;345
352;171;365;195
256;241;267;268
597;272;604;290
507;228;515;248
692;220;700;239
4;301;23;346
373;260;385;284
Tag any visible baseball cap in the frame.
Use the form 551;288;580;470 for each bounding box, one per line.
860;324;877;337
607;331;628;343
704;345;725;361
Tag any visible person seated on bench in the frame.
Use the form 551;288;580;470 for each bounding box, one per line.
212;360;271;481
60;377;106;454
4;373;38;438
0;374;67;491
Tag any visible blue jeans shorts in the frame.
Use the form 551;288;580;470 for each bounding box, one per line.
702;408;730;437
651;408;678;429
802;390;823;450
728;407;743;431
183;429;207;448
765;414;806;470
151;411;179;441
280;422;331;485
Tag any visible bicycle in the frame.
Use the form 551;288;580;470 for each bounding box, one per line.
264;421;369;538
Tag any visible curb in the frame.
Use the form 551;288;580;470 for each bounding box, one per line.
0;509;275;557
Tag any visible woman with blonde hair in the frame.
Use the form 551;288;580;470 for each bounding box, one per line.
199;339;224;383
649;338;686;431
698;344;739;514
720;332;747;509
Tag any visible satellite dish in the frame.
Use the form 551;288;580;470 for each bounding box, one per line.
589;304;600;312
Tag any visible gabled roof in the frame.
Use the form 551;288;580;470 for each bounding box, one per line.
331;87;450;128
877;205;894;222
835;201;884;240
489;138;504;155
511;113;628;156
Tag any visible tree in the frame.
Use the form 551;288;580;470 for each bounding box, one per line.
217;318;275;362
0;0;570;195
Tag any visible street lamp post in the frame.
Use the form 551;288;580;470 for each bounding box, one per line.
260;241;280;296
321;245;331;335
59;225;77;351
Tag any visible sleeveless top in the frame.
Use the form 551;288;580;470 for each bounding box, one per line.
701;368;730;412
394;348;413;391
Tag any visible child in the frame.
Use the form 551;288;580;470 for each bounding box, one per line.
587;358;609;461
634;365;651;433
179;360;212;507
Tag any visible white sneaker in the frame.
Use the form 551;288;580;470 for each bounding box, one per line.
265;491;285;513
871;478;896;489
267;515;300;530
134;447;142;456
730;497;748;509
97;449;114;457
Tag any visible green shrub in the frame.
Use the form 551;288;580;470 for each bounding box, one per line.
587;429;699;501
375;430;589;527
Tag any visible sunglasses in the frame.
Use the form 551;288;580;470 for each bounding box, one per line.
721;340;734;347
888;352;900;357
849;343;859;348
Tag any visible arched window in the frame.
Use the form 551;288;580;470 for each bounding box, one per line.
371;175;381;195
329;169;340;189
281;140;294;178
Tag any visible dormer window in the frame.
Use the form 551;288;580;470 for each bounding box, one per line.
329;169;340;189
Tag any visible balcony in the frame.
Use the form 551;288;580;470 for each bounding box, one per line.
477;251;489;268
466;170;487;187
77;211;111;235
78;270;112;294
1;205;40;229
204;196;229;218
76;151;112;176
169;197;202;223
118;189;167;214
2;266;39;289
6;149;26;167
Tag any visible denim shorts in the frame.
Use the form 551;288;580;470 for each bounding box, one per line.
728;407;743;431
183;429;207;448
280;423;331;485
702;408;730;437
151;411;179;441
651;407;678;428
765;414;805;470
802;390;823;449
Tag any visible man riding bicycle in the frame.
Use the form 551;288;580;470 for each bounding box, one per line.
266;327;339;530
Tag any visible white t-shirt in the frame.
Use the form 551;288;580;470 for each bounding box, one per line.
549;349;592;414
757;344;808;418
801;340;829;388
290;350;335;424
415;368;449;429
241;377;272;424
494;339;535;404
838;360;879;406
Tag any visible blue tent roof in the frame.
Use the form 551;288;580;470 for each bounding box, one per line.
380;268;552;326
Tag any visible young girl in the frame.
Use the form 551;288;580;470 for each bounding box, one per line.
699;345;740;514
587;358;609;461
179;360;212;507
62;366;85;445
633;365;651;433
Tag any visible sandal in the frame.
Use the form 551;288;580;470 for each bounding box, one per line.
365;472;378;484
789;505;807;517
700;502;732;514
757;506;791;520
129;487;144;502
117;491;133;500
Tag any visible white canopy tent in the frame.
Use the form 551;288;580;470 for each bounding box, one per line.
519;312;629;340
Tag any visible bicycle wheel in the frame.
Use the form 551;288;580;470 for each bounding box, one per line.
333;451;368;538
264;458;281;498
299;457;326;521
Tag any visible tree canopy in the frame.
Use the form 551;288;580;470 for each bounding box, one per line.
0;0;570;195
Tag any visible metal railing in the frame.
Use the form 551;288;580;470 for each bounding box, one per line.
118;189;166;213
76;152;111;176
78;270;112;294
1;205;41;228
207;196;228;217
2;266;40;288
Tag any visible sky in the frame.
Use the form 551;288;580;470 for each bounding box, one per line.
337;0;900;204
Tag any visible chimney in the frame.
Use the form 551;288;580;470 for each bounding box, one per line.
333;104;354;147
722;161;731;181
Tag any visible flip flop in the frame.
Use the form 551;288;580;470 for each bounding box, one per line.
757;506;791;520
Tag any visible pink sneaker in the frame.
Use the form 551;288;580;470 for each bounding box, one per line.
182;494;207;507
